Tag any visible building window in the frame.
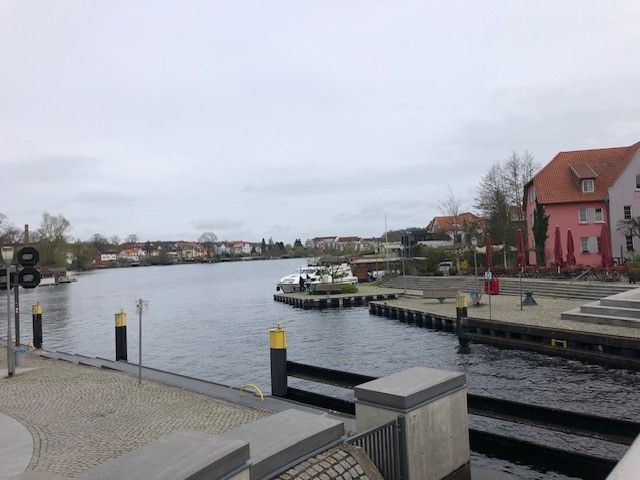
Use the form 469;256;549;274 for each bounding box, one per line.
626;235;634;252
594;207;603;223
579;207;604;223
624;206;632;220
581;237;589;253
581;236;598;253
636;174;640;190
582;179;594;193
579;209;588;223
528;186;536;203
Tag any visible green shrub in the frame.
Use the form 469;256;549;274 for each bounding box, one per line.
448;267;458;276
340;283;358;294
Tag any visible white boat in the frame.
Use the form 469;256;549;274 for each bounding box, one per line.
277;266;322;293
276;263;358;293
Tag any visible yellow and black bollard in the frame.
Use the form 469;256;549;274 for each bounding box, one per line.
115;309;128;361
32;302;43;349
269;323;288;397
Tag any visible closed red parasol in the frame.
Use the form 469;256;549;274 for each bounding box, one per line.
553;226;564;267
485;233;492;271
566;229;576;266
599;223;613;269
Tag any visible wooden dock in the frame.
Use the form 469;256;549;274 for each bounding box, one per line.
369;296;640;369
274;285;402;309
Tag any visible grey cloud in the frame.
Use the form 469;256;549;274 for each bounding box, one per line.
74;191;136;205
0;155;101;184
193;219;245;230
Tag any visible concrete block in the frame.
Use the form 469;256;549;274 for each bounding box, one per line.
76;430;249;480
355;367;469;480
354;366;466;411
220;409;344;480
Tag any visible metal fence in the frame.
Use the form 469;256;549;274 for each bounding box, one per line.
345;416;407;480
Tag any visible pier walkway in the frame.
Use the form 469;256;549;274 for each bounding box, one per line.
274;284;404;309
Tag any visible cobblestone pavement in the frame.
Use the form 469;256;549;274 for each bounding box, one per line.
275;445;382;480
376;294;640;338
0;347;270;477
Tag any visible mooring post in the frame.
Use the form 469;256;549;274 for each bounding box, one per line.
32;302;43;349
269;323;287;397
115;309;128;361
455;293;468;340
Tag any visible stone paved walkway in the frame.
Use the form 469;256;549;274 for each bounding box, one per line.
0;347;270;478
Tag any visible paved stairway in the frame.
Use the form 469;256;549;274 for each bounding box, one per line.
380;275;634;301
561;289;640;329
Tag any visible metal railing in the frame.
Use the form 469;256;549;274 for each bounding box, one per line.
345;416;407;480
566;268;593;298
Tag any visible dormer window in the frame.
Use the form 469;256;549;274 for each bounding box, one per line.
582;179;594;193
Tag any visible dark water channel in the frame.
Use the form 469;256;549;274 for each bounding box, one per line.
1;259;637;479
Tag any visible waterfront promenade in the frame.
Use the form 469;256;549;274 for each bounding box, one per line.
0;347;269;478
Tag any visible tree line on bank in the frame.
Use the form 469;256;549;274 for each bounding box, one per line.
0;212;315;270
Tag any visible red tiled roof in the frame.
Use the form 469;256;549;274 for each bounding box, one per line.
528;141;640;204
337;236;361;242
427;212;482;232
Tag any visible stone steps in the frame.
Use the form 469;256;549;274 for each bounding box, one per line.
380;275;633;300
560;289;640;329
560;309;640;329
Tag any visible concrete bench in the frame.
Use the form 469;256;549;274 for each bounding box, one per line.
220;409;344;480
76;431;249;480
423;288;460;303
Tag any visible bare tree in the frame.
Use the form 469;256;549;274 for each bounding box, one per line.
198;232;218;258
0;213;21;245
437;184;463;244
110;235;120;247
125;234;139;245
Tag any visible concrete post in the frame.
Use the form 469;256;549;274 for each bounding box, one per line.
354;366;470;480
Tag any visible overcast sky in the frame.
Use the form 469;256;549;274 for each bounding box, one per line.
1;1;639;243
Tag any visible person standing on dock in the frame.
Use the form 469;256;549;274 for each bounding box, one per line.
299;275;305;293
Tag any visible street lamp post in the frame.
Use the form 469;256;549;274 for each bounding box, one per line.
2;246;15;376
401;232;407;294
471;237;479;306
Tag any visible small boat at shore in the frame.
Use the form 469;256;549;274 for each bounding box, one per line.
276;263;358;293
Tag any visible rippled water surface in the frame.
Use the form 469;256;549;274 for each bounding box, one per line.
1;259;637;479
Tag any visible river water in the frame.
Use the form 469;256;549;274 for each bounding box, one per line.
1;258;638;479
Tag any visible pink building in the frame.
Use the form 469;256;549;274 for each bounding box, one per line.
524;141;640;266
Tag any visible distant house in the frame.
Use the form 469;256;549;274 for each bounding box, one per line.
94;252;117;266
180;242;207;260
360;237;382;253
336;236;362;252
311;236;338;251
215;241;252;256
118;247;146;263
426;212;484;244
523;140;640;265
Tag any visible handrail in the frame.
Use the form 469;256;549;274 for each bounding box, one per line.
566;268;593;298
239;383;264;401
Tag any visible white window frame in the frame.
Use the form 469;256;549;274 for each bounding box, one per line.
582;179;594;193
580;237;589;253
636;174;640;190
579;209;588;223
594;207;604;223
624;205;632;220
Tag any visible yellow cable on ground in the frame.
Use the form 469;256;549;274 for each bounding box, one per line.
239;383;264;401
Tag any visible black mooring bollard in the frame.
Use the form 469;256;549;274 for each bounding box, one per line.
456;293;469;345
269;324;288;397
32;302;43;349
115;309;128;361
